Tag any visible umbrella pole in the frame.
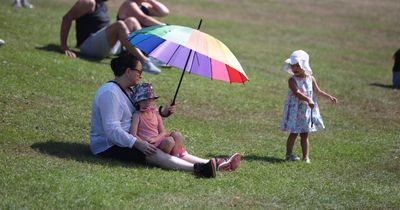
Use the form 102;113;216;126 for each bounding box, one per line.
171;19;203;106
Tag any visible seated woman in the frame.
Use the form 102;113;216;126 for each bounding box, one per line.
89;53;240;178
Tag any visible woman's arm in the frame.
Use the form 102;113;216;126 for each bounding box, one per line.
130;112;143;141
98;91;137;148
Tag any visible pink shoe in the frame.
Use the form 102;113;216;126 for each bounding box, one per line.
217;153;241;172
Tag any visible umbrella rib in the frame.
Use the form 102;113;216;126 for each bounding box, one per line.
209;57;213;80
188;52;198;74
166;44;181;65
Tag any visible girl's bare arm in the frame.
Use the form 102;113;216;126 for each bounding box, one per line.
312;76;338;103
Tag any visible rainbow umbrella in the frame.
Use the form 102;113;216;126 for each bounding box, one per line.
128;20;248;105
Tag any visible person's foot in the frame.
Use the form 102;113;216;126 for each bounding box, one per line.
216;153;241;172
142;59;161;74
149;57;170;68
0;39;5;46
285;154;300;161
194;158;216;178
304;157;311;164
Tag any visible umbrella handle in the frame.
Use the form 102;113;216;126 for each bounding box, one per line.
158;106;172;118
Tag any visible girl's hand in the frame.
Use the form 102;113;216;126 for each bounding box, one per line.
308;99;315;109
330;96;338;103
167;101;176;114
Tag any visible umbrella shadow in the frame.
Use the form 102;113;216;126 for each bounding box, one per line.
30;140;146;168
208;153;285;164
369;83;397;89
34;43;107;63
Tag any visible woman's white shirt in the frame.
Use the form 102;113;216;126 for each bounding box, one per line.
90;82;137;154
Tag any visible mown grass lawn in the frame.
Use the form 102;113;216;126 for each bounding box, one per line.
1;0;399;209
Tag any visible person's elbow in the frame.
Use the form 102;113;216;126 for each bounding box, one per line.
62;14;73;24
159;9;169;16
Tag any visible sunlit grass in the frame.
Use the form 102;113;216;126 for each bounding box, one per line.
1;0;399;209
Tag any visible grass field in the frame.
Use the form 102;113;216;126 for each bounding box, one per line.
1;0;399;209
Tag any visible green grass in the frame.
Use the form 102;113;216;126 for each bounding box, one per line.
1;0;400;209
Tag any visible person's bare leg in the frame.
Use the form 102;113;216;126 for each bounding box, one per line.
146;149;193;171
170;131;184;157
286;133;298;156
105;21;146;62
300;132;309;160
124;17;142;32
181;154;208;164
158;137;174;154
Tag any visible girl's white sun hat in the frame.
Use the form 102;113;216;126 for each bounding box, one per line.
282;50;313;75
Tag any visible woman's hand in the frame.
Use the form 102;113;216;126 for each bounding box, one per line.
134;140;157;156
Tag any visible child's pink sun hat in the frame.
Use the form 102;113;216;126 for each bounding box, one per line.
282;50;313;75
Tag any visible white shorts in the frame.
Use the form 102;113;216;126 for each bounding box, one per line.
79;27;121;58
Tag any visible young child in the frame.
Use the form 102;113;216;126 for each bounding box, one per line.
130;82;187;158
280;50;337;163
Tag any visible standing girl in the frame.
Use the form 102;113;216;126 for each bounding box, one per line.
280;50;337;163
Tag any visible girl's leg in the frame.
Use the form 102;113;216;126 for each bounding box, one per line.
286;133;298;156
299;132;310;160
170;131;185;157
158;137;175;154
123;17;142;32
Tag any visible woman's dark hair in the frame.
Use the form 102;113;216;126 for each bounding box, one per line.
111;53;140;77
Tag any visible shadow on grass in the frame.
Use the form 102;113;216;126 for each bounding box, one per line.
31;140;147;168
35;43;109;64
242;155;285;164
369;83;398;89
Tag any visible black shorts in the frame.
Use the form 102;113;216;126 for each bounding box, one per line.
98;145;147;164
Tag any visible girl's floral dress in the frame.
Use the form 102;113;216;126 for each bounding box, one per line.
280;75;324;133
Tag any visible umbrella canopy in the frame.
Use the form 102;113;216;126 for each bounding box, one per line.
128;24;248;84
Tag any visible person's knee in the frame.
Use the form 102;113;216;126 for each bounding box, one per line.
111;20;129;34
160;137;175;151
124;17;141;32
171;131;183;141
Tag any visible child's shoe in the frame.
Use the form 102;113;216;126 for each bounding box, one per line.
304;157;311;164
285;154;300;161
216;153;241;172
